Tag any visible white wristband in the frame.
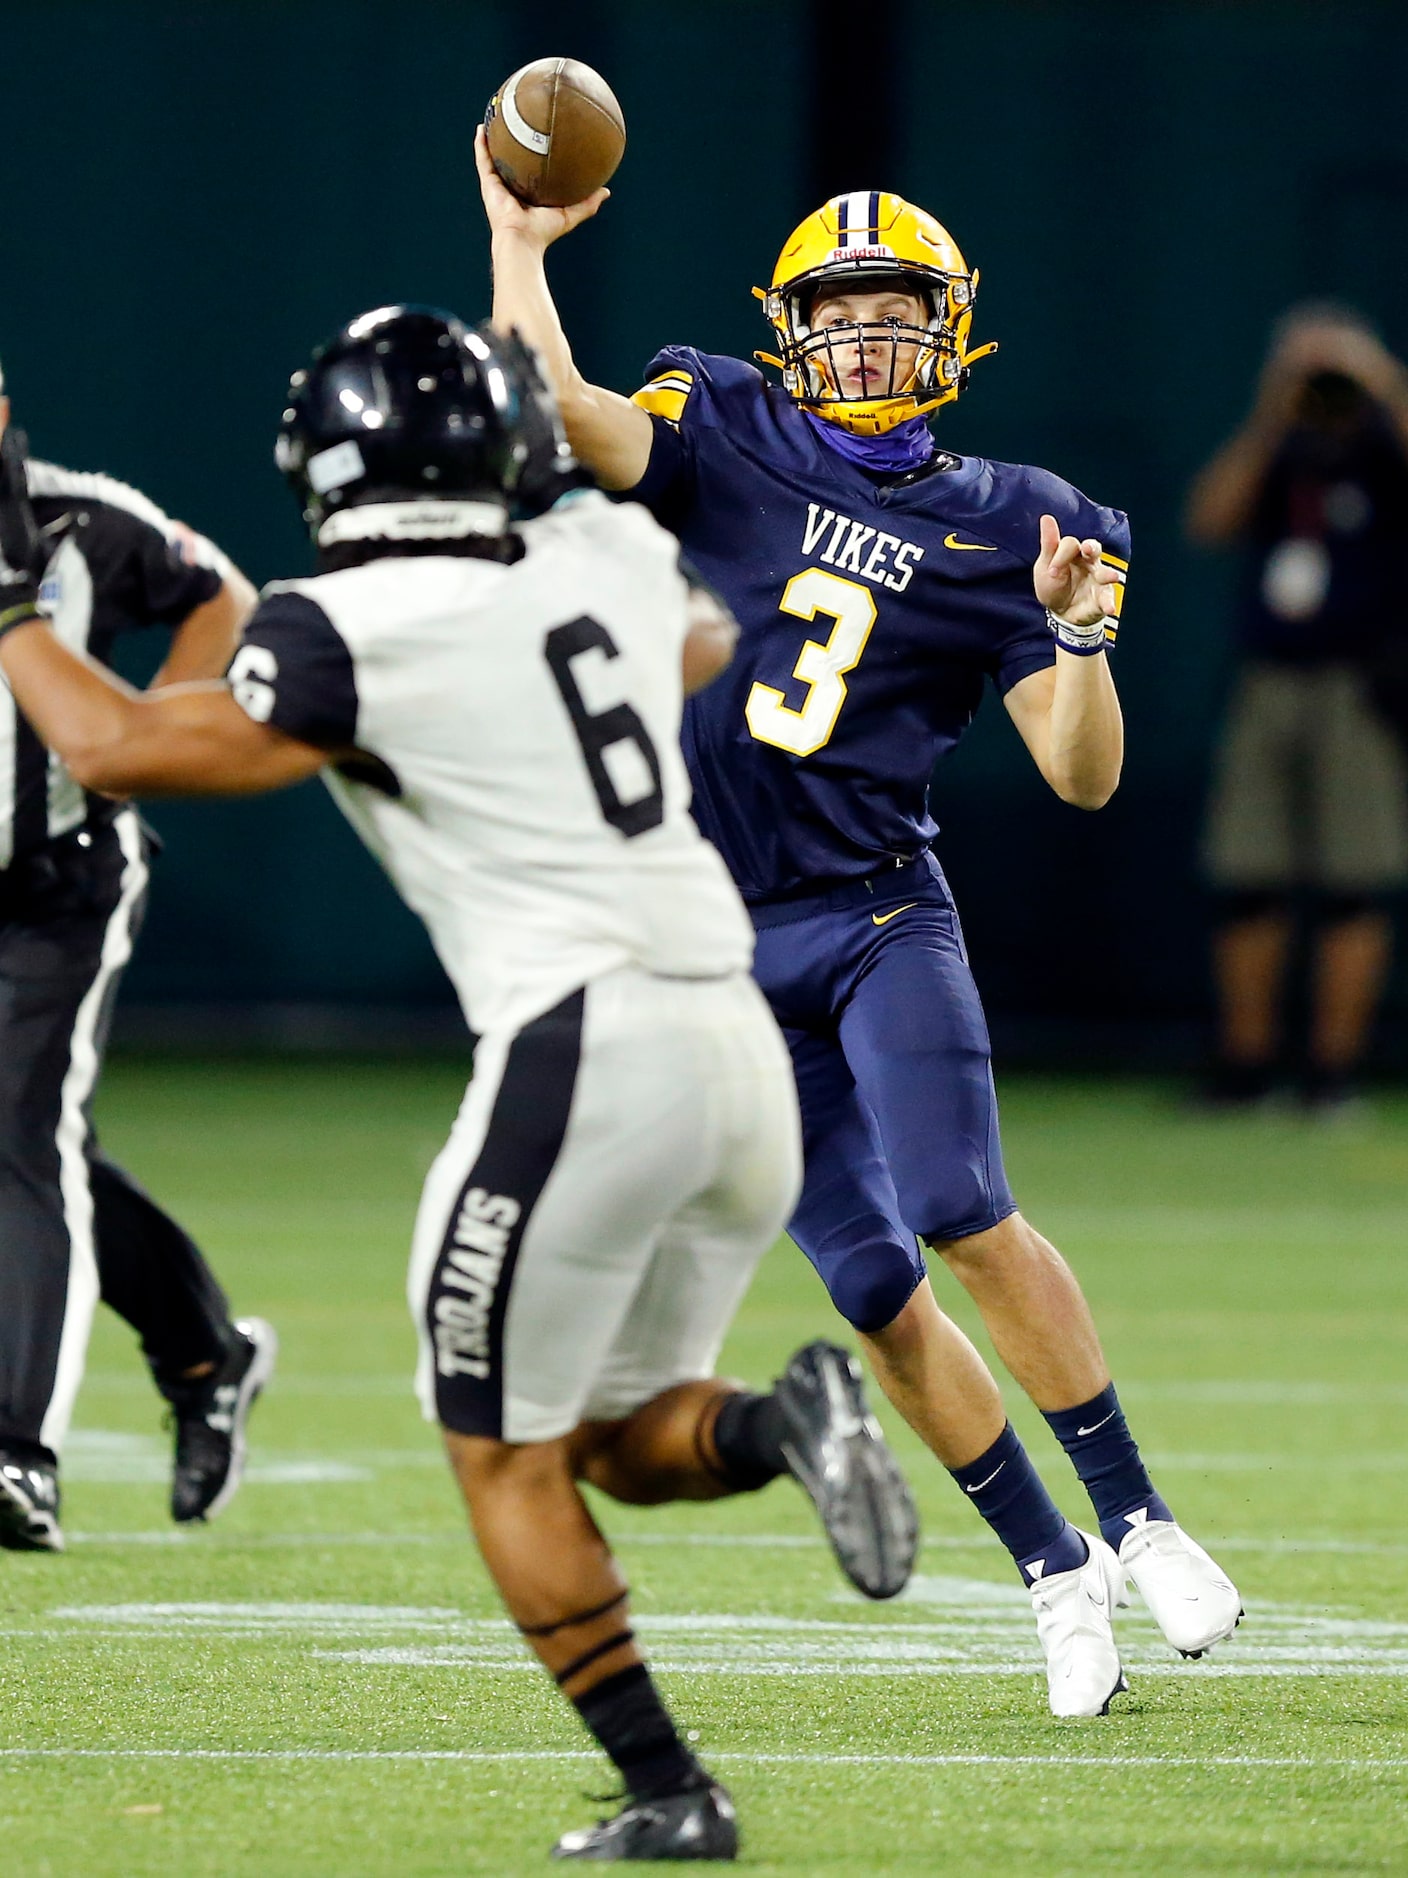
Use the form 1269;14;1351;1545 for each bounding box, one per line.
1045;608;1112;655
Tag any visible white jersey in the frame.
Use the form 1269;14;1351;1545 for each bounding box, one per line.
229;492;754;1034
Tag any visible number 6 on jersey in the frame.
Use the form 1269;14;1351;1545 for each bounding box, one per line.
745;568;877;757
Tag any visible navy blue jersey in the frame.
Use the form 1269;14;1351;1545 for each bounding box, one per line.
628;347;1130;900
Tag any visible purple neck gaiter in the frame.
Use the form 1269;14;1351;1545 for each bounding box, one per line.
805;409;936;475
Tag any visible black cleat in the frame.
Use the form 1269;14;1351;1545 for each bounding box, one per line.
168;1317;277;1523
0;1453;64;1553
774;1340;918;1600
551;1782;738;1861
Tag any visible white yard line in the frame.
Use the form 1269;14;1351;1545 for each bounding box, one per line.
65;1530;1408;1556
63;1529;828;1550
1142;1454;1408;1472
1119;1381;1408;1406
37;1598;1408;1681
0;1748;1405;1771
77;1376;1408;1407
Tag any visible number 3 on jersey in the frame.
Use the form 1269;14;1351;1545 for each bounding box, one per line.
745;568;876;757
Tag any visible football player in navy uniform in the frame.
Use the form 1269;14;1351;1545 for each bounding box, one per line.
0;309;920;1862
477;138;1243;1715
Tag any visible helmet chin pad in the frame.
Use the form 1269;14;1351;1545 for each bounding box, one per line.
809;392;946;437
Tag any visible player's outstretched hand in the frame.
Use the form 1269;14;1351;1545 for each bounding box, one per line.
1033;514;1119;627
475;125;609;252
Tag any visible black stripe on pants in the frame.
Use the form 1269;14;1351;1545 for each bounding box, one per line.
427;987;585;1438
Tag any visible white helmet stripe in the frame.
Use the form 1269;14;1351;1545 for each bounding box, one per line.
839;191;874;246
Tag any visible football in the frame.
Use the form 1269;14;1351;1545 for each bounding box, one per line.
484;58;626;208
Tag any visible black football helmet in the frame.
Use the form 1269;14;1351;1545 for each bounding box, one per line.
495;326;590;517
275;305;582;535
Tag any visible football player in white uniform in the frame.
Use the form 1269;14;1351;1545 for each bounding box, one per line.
0;308;920;1863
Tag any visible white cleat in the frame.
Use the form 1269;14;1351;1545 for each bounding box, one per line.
1118;1514;1243;1658
1029;1530;1129;1718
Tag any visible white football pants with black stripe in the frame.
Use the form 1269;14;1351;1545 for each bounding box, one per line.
0;809;232;1466
409;965;803;1444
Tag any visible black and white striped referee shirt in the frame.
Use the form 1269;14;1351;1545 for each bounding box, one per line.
0;462;229;871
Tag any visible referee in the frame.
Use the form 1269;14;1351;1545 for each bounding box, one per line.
0;361;275;1552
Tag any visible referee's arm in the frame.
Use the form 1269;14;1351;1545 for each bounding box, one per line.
153;564;258;685
149;525;258;686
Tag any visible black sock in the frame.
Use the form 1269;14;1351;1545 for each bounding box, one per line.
571;1664;709;1801
710;1390;787;1491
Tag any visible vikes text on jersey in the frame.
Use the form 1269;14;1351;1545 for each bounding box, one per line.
799;502;925;593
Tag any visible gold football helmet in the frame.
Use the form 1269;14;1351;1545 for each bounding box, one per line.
755;190;997;436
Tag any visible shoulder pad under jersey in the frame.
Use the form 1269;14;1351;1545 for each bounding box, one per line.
632;347;768;430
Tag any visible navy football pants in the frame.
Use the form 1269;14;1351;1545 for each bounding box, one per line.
750;853;1015;1334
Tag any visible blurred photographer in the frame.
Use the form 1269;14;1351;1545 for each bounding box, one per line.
1188;306;1408;1112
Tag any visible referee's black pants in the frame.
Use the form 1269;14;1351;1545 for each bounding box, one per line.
0;810;232;1469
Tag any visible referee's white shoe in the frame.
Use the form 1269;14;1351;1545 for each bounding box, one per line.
1118;1513;1243;1657
0;1453;64;1553
1029;1530;1129;1718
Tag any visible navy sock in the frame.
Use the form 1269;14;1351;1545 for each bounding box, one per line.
949;1422;1088;1587
1042;1383;1173;1553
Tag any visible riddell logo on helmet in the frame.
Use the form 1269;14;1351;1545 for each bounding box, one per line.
827;245;895;263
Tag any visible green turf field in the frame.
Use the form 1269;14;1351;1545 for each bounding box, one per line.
2;1061;1406;1875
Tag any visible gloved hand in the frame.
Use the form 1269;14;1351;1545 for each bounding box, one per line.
0;424;44;639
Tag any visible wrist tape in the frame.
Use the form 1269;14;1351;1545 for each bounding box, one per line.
1045;607;1114;655
0;596;42;643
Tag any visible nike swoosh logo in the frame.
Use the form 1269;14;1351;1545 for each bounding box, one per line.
964;1460;1006;1495
871;903;918;927
943;533;997;552
1076;1410;1118;1437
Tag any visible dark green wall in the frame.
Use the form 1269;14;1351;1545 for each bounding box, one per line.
896;1;1408;1038
3;1;1406;1047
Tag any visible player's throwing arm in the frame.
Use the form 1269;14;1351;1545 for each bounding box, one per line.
475;125;653;490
